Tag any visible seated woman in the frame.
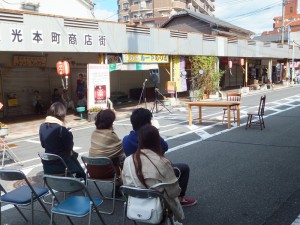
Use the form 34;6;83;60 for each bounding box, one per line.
122;124;184;223
39;102;85;179
88;109;125;193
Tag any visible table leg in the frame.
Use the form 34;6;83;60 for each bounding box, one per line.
199;106;202;123
227;106;231;129
188;105;192;126
237;104;240;126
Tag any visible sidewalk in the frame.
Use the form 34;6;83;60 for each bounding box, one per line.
2;83;293;141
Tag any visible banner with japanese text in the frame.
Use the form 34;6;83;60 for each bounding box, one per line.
87;64;110;110
173;56;187;92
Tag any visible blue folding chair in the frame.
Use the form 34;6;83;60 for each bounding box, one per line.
81;155;122;215
43;175;107;225
0;169;50;225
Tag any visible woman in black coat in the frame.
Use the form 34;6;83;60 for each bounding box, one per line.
39;102;85;179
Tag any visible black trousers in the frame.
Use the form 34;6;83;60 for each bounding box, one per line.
173;163;190;197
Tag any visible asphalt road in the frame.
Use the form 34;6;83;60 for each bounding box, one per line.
2;86;300;225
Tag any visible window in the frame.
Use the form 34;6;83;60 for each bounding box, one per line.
123;15;129;21
290;7;293;13
123;3;129;10
133;1;139;5
146;13;153;18
146;0;152;6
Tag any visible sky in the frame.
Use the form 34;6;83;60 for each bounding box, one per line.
92;0;286;35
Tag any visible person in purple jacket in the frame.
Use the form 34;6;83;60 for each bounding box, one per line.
122;108;197;207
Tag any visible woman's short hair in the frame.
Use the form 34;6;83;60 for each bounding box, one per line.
47;102;67;122
95;109;116;129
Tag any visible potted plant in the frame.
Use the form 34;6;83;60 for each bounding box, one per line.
189;56;224;99
0;122;8;136
88;107;102;122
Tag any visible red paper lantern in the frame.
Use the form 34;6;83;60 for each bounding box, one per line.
240;58;245;66
56;60;70;76
63;61;70;75
228;59;232;69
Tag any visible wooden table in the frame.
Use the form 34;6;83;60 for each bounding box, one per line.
186;101;241;129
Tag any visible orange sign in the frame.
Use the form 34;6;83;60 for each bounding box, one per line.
166;81;176;94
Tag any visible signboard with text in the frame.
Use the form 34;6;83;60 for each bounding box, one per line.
87;64;110;110
122;54;169;64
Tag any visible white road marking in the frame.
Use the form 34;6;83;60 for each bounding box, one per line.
25;140;40;144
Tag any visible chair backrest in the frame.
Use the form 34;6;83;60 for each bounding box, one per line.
43;175;83;193
0;169;25;181
120;185;163;199
258;95;266;116
81;155;118;176
227;93;241;102
38;152;73;177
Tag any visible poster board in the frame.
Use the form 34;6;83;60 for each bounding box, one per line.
87;64;110;110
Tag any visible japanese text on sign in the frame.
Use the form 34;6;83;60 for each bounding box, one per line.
122;54;169;64
13;56;47;67
10;28;106;47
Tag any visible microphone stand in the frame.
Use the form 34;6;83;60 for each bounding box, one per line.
151;86;171;114
137;79;147;108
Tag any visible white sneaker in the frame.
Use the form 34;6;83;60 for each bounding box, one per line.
174;221;183;225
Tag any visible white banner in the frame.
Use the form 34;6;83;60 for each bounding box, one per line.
87;64;110;110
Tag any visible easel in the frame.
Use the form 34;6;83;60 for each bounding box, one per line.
0;136;23;168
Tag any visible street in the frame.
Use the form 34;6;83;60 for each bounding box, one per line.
1;86;300;225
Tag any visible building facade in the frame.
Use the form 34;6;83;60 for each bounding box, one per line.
255;0;300;44
118;0;215;27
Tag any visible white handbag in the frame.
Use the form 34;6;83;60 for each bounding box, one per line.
126;156;163;224
127;195;163;224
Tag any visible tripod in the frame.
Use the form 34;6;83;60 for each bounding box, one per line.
137;79;147;108
151;86;171;114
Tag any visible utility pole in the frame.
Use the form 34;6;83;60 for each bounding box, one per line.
292;40;295;82
281;0;286;44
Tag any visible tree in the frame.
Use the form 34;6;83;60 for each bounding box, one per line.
189;56;224;98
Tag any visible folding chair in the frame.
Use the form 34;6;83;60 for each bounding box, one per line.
245;95;266;130
120;185;175;225
38;152;76;204
43;175;106;225
81;155;121;215
38;152;75;177
222;92;242;123
0;169;50;225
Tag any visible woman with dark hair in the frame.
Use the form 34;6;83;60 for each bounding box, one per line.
122;125;184;223
88;109;125;190
39;102;85;178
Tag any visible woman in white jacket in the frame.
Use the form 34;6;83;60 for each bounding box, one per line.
122;124;184;223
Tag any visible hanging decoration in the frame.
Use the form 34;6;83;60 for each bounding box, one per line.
228;58;233;76
56;60;70;89
240;58;244;66
240;58;245;74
